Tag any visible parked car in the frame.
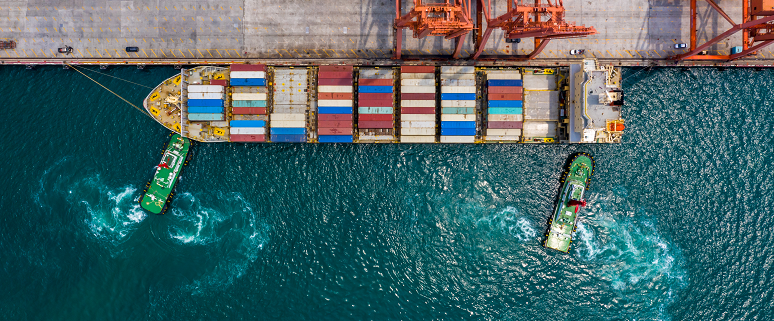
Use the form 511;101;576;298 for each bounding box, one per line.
505;38;521;43
58;46;73;54
674;43;687;49
126;46;139;52
570;49;585;55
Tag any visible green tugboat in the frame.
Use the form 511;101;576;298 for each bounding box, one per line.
544;153;595;253
140;134;191;214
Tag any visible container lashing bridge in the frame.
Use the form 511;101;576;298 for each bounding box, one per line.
670;0;774;61
394;0;475;59
472;0;597;60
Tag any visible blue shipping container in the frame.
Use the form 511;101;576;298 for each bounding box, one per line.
188;99;224;107
441;121;476;129
488;79;522;87
271;127;306;135
731;46;743;55
232;100;267;107
441;107;475;114
440;128;476;136
358;86;393;93
441;93;476;100
231;78;266;86
488;100;523;108
188;113;224;121
318;107;353;114
230;120;266;128
319;135;354;143
187;106;223;114
488;107;523;115
271;134;307;143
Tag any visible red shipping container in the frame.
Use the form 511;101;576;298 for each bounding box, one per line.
359;93;393;101
401;66;435;73
358;121;393;129
210;79;228;86
488;86;522;94
230;134;266;142
488;121;523;129
319;65;353;72
359;114;393;121
318;92;333;100
401;93;435;100
318;120;353;128
332;93;353;100
318;114;353;121
401;107;435;114
318;71;352;79
359;79;392;86
359;99;393;107
488;93;523;101
230;64;265;72
232;107;267;115
318;127;353;135
319;78;353;86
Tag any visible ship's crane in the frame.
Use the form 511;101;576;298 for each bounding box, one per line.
472;0;596;60
394;0;475;59
670;0;774;61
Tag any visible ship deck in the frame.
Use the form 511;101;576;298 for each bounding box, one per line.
0;0;770;65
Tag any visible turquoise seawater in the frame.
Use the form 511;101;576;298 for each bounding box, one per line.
1;66;773;320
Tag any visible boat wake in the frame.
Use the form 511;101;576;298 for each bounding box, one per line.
574;191;687;320
474;206;537;242
165;191;270;293
35;159;147;255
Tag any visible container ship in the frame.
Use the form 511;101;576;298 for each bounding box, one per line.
544;153;595;253
143;59;625;144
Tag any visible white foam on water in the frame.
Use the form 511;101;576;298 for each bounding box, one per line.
165;192;270;293
473;206;536;242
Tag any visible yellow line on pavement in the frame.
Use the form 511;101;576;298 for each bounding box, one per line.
142;49;148;57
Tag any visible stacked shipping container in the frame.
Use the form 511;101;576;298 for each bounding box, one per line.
440;66;476;143
187;85;225;122
229;64;268;142
271;68;309;143
358;68;395;142
317;66;354;143
485;70;523;142
522;72;559;142
399;66;436;143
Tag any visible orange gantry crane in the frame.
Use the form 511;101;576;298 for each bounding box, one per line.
394;0;475;59
671;0;774;61
472;0;596;59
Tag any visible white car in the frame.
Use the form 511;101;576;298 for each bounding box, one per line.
674;43;687;49
570;49;585;55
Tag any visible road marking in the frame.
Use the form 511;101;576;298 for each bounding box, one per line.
197;49;203;57
216;49;223;57
142;49;148;57
49;48;55;56
178;49;184;57
188;49;194;57
150;49;157;57
207;49;213;57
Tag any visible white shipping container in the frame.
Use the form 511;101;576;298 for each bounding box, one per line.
211;121;229;127
318;99;353;107
440;135;476;143
401;128;435;136
359;135;394;140
441;66;475;74
401;79;435;86
401;114;435;121
487;128;522;136
270;120;306;128
441;100;476;107
188;92;223;100
232;93;267;101
487;73;521;80
188;85;224;93
400;85;435;93
441;86;476;94
484;135;521;141
230;127;266;135
400;135;436;143
440;73;475;80
271;113;306;121
441;114;476;121
318;85;353;93
488;114;523;121
400;100;435;107
440;79;475;86
400;73;435;79
401;121;435;128
230;71;266;79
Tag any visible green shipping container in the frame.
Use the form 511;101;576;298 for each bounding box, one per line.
232;100;267;107
358;107;393;114
488;107;523;115
441;107;475;114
